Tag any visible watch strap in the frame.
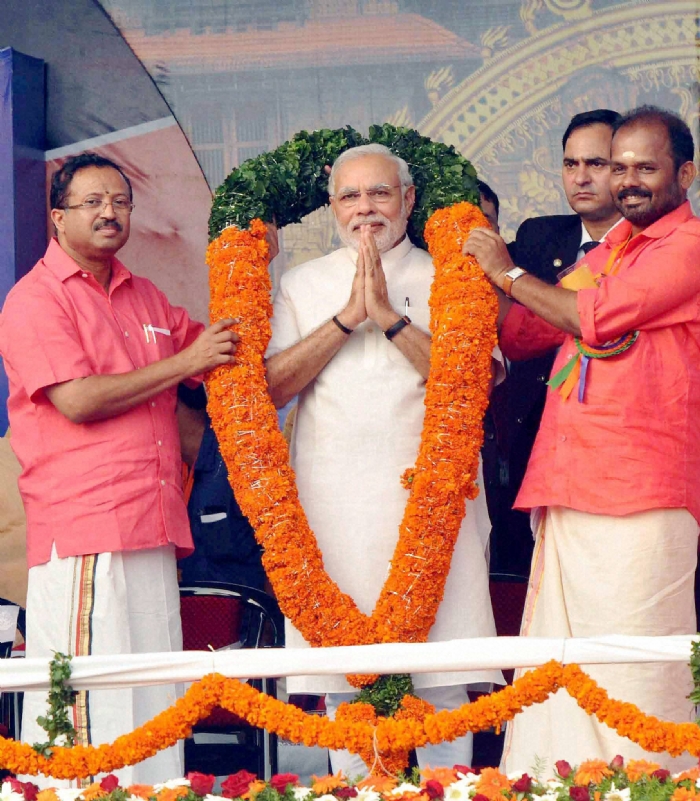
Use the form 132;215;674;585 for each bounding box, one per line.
384;315;411;341
502;267;527;298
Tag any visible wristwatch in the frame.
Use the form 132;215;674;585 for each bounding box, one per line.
384;315;411;341
501;266;527;298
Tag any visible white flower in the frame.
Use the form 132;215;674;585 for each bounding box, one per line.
545;780;564;790
355;788;382;801
457;773;480;787
55;790;85;801
205;795;223;801
0;782;25;801
604;787;630;801
292;789;314;801
129;796;148;801
316;795;339;801
153;779;191;793
389;785;421;796
443;781;471;801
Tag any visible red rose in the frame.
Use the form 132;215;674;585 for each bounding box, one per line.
424;781;444;800
570;787;589;801
473;794;491;801
652;770;670;783
22;783;39;801
453;766;475;776
556;761;573;779
609;755;624;770
335;789;358;799
222;770;258;799
270;774;299;794
188;773;217;796
100;776;120;793
6;780;23;795
512;775;532;793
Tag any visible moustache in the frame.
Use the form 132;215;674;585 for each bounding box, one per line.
617;187;652;201
94;219;123;232
350;217;387;232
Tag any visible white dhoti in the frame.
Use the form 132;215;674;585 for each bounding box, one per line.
21;546;184;787
502;506;699;776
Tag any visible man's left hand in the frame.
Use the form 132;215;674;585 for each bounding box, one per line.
463;227;515;288
362;226;399;328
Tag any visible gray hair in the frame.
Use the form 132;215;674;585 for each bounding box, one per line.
328;144;414;196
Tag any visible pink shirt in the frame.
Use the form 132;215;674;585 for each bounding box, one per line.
500;201;700;521
0;238;204;567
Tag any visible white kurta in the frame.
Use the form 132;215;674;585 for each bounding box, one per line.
268;237;502;693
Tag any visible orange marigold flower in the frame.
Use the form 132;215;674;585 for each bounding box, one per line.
574;761;613;786
672;788;699;801
37;791;59;801
356;776;398;792
392;793;428;801
156;788;189;801
421;767;458;787
81;784;107;801
312;772;347;794
676;769;700;782
476;768;511;800
625;760;661;782
242;780;267;800
126;785;155;800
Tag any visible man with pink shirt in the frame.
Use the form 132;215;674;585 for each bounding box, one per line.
0;153;237;784
465;107;700;772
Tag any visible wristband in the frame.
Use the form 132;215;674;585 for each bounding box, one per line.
384;315;411;341
332;315;353;335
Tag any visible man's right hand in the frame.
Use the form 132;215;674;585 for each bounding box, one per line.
336;252;367;330
180;318;239;377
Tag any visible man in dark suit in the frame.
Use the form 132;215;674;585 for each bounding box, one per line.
487;109;622;578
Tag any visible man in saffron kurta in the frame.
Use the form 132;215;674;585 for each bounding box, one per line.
0;153;237;785
266;144;502;775
464;106;700;773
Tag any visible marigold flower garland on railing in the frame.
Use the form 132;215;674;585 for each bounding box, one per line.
4;661;700;779
206;203;497;691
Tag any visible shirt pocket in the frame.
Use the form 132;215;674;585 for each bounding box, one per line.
141;323;176;361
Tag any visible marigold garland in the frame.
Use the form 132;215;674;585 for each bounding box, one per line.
5;661;700;780
205;203;497;690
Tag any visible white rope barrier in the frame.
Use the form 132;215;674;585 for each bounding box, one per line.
0;634;697;692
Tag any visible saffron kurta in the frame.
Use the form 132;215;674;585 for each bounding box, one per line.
268;237;502;693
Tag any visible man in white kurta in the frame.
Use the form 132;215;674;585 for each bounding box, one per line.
266;145;502;774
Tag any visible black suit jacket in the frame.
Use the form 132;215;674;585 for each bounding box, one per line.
484;215;582;577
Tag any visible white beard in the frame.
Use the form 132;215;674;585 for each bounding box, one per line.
335;210;409;254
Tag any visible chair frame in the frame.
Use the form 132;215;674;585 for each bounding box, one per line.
0;597;26;743
179;581;283;778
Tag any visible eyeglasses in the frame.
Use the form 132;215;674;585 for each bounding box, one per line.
63;198;135;213
332;184;403;208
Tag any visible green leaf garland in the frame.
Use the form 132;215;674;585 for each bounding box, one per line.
209;124;479;249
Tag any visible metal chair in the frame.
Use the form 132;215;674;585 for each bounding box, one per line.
0;597;26;744
179;581;284;778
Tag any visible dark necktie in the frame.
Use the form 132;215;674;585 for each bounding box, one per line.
581;240;600;255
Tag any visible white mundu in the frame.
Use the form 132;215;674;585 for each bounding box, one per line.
268;236;503;694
